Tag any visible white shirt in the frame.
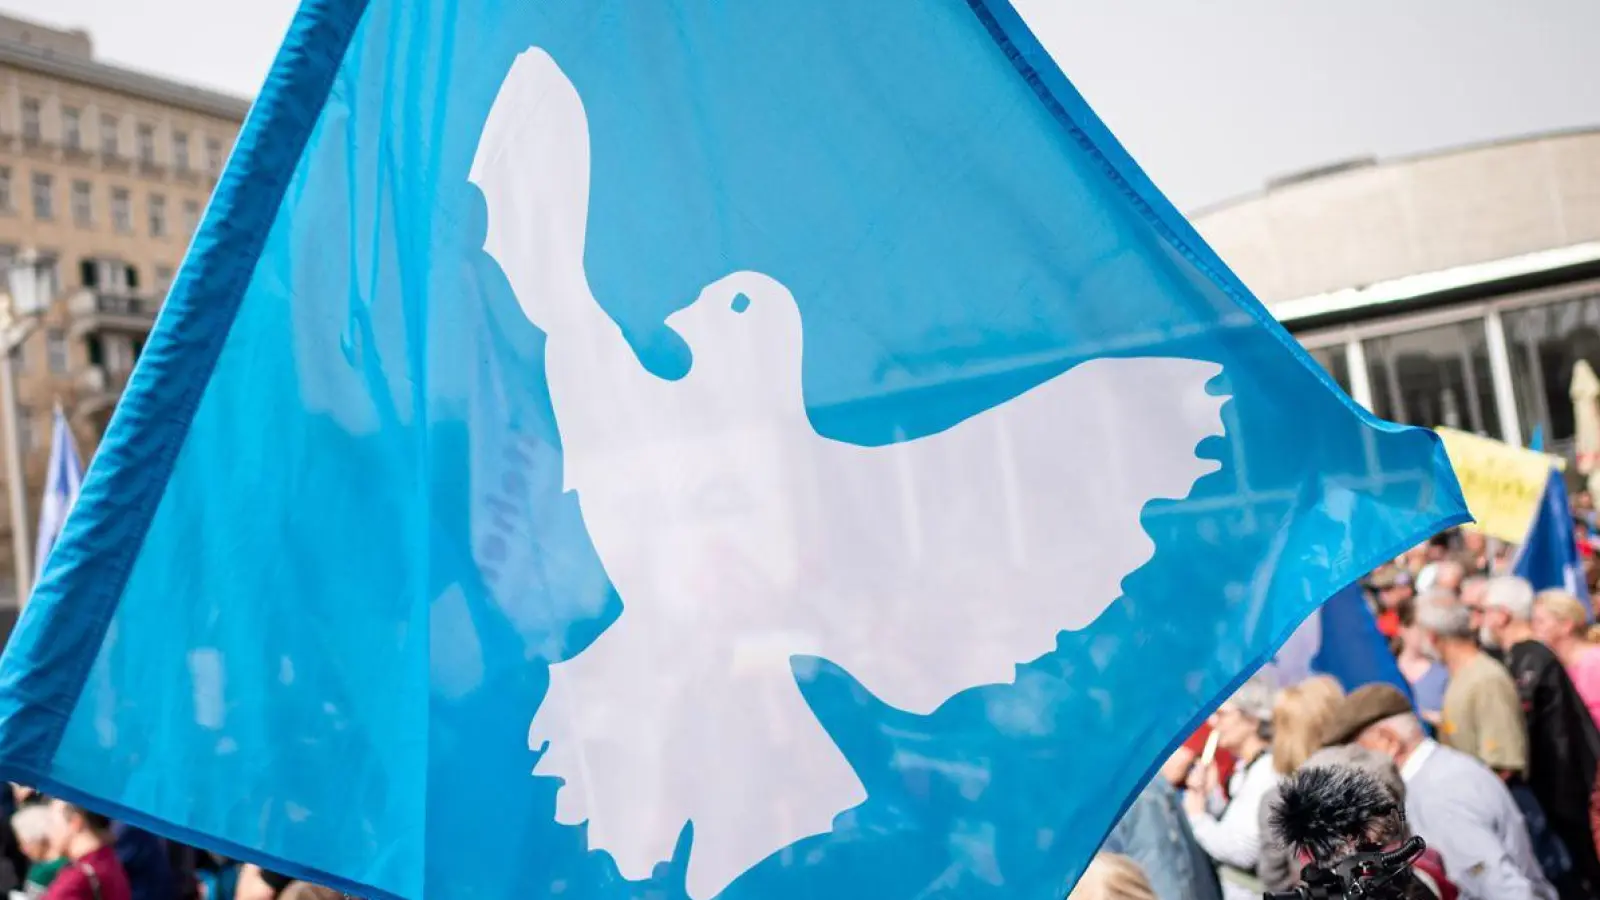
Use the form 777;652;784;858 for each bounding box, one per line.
1399;737;1438;782
1187;751;1282;900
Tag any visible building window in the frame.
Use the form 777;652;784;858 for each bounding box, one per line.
182;199;200;234
71;180;92;227
155;265;174;293
111;187;131;232
61;107;81;152
100;113;119;157
82;257;137;294
105;334;135;374
37;252;59;302
14;407;34;453
148;193;167;237
30;172;53;220
1364;319;1501;438
1505;293;1600;451
137;123;156;167
45;329;66;374
206;136;223;175
20;98;40;144
172;131;190;172
1306;345;1353;399
0;167;12;213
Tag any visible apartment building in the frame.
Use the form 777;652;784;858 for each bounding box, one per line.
0;14;249;610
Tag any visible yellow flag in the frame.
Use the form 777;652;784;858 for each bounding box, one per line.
1435;427;1563;543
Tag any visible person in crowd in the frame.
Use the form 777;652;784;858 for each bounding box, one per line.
1369;568;1415;639
1483;576;1600;896
1532;588;1600;723
111;824;174;900
41;801;131;900
1458;530;1491;576
1066;853;1159;900
1102;770;1221;900
1255;676;1344;893
1459;576;1495;652
12;802;66;898
1162;725;1235;801
1324;683;1556;900
1276;745;1458;900
1420;559;1467;597
1398;592;1452;727
1415;591;1528;776
1182;674;1281;900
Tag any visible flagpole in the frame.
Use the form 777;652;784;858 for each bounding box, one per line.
0;254;49;607
0;351;28;602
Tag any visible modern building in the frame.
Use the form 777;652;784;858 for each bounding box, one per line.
0;13;248;611
1194;127;1600;460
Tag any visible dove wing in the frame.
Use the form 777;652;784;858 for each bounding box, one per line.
799;355;1226;714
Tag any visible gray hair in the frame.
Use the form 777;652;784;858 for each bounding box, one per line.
1222;672;1279;723
1485;575;1536;622
1302;744;1407;806
1415;592;1473;639
10;803;50;845
1369;711;1425;748
1415;586;1459;609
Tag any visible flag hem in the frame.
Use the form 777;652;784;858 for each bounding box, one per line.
0;0;374;775
961;2;1474;894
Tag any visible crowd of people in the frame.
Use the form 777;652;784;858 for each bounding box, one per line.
0;789;348;900
1069;500;1600;900
6;509;1600;900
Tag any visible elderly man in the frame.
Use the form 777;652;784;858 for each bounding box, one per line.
1322;684;1555;900
1415;590;1527;776
1273;745;1457;899
1484;575;1600;896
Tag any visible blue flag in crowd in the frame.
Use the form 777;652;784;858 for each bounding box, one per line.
1514;468;1591;611
31;405;82;589
0;3;1467;899
1265;582;1415;703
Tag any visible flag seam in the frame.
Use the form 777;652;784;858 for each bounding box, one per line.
0;0;375;775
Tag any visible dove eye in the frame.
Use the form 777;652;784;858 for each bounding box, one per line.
731;294;750;314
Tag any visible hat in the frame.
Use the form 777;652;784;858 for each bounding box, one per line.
1320;684;1413;748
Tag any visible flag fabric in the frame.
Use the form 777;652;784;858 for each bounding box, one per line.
31;406;82;589
0;3;1466;900
1514;468;1591;611
1263;583;1416;702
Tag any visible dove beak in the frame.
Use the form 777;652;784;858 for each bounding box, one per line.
664;304;697;340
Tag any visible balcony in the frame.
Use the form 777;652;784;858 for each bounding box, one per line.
67;290;158;339
74;363;130;426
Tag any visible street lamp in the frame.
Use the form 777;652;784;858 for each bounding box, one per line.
0;253;53;605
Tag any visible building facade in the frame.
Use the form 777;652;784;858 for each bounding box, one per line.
0;14;248;608
1193;128;1600;461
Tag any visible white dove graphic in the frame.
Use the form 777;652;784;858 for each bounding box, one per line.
469;48;1229;900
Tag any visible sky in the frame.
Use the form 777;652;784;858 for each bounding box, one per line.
0;0;1596;212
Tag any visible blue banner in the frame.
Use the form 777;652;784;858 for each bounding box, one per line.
1514;468;1592;612
0;3;1466;899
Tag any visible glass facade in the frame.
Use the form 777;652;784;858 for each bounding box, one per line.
1503;291;1600;451
1306;345;1352;397
1361;320;1499;437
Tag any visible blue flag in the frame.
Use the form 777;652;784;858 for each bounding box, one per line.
31;405;82;590
1514;468;1591;612
1264;583;1415;701
0;3;1467;899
